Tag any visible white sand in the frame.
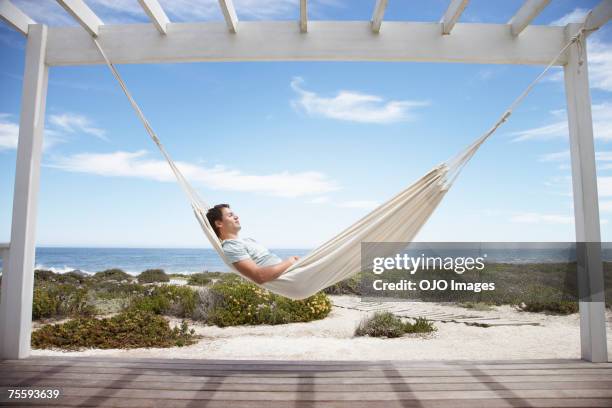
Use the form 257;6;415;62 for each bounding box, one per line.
31;295;612;361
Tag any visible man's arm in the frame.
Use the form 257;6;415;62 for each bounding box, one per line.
233;256;299;284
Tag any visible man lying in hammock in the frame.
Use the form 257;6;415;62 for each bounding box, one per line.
206;204;300;284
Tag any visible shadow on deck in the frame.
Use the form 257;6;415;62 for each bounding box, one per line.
1;356;612;407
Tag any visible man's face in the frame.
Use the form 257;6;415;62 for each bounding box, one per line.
216;207;241;236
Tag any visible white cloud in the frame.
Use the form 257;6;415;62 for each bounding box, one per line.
336;200;380;210
538;150;570;162
10;0;339;25
0;114;19;150
158;0;302;20
48;113;107;141
549;8;589;26
510;212;573;225
538;150;612;171
511;103;612;142
309;196;330;204
46;150;339;198
544;35;612;92
308;196;379;210
600;177;612;197
601;201;612;212
290;77;429;124
542;174;611;198
538;150;612;162
0;113;64;151
587;38;612;93
12;0;76;26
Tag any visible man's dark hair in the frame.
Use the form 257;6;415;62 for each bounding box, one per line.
206;204;230;238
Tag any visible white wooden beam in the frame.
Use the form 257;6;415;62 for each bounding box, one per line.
0;24;48;360
371;0;388;34
440;0;469;35
508;0;550;36
300;0;307;33
55;0;103;37
218;0;238;33
137;0;169;35
0;0;35;36
45;22;570;66
563;23;608;363
584;0;612;32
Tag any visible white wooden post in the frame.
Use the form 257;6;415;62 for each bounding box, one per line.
0;24;48;360
563;24;608;363
0;244;9;275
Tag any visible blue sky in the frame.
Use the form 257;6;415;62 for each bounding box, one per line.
1;0;611;248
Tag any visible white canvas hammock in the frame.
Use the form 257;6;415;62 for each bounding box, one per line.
91;25;591;300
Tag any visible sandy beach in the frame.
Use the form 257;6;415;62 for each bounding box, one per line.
31;295;612;361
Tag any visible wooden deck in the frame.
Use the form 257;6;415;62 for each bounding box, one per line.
1;357;612;407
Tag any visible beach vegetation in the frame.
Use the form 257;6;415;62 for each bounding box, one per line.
31;309;198;350
127;284;198;318
137;269;170;283
323;272;363;295
187;273;213;286
459;301;495;311
355;312;436;338
518;284;579;314
32;283;96;320
202;275;332;327
340;262;612;313
93;268;132;282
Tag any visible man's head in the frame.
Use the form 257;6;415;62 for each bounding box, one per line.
206;204;241;239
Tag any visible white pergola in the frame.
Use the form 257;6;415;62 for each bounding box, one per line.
0;0;611;362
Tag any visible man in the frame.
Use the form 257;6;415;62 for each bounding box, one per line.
206;204;299;284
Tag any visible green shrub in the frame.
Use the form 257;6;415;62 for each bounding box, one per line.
520;300;578;314
31;309;199;350
127;284;198;318
34;269;58;281
459;301;494;311
355;312;436;338
323;273;362;295
32;283;96;320
404;317;437;334
518;284;578;315
90;280;145;300
355;312;406;338
205;275;332;327
187;273;212;286
94;269;132;282
62;271;90;284
138;269;170;284
35;269;90;285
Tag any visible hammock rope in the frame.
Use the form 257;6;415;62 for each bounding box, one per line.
89;24;593;299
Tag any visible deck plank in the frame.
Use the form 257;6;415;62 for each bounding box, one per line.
4;358;612;370
1;378;612;391
3;385;612;399
2;365;611;377
4;372;612;384
1;356;611;407
3;398;612;407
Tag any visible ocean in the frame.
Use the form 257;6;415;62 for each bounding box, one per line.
0;244;611;276
26;247;310;275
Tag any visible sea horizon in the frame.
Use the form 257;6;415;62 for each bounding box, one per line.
0;245;610;277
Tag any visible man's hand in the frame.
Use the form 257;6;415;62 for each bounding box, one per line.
286;256;300;265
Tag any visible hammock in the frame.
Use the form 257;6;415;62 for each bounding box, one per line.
90;26;590;300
